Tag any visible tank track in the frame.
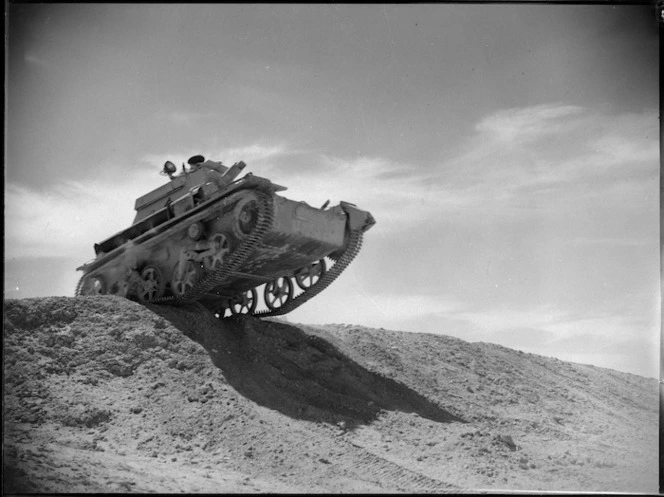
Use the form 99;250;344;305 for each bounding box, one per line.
76;181;364;319
338;449;463;493
74;274;86;297
253;228;363;318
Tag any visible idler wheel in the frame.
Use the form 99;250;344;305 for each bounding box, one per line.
80;275;106;295
294;259;327;290
264;276;294;311
171;260;201;297
136;265;165;302
229;288;258;315
203;233;231;271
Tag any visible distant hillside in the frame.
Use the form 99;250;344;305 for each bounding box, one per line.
3;296;658;493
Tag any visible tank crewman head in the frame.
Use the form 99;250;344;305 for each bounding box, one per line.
187;155;206;172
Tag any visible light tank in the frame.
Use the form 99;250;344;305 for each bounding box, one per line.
75;155;376;318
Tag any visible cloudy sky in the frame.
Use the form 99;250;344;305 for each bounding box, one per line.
6;4;660;378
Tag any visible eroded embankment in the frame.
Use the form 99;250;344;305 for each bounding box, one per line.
3;296;462;494
3;296;658;494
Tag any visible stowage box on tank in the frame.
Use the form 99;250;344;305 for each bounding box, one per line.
75;155;375;318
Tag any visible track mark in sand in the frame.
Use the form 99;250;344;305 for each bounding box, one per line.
335;446;462;494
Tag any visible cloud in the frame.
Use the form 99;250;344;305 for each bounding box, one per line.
140;144;447;235
446;303;570;336
438;104;658;215
475;103;584;144
8;103;657;261
439;300;659;376
140;147;441;235
5;142;398;261
216;144;295;167
5;168;165;260
124;103;659;248
446;301;657;344
268;154;470;235
3;142;326;261
540;313;657;342
242;104;659;244
357;292;463;322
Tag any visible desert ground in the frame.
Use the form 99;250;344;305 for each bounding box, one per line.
3;296;659;494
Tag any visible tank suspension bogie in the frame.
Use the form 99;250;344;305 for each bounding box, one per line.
119;268;144;298
179;234;233;266
203;233;231;271
171;230;235;292
136;265;166;302
171;260;201;297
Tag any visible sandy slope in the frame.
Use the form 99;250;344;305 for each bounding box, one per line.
3;296;658;493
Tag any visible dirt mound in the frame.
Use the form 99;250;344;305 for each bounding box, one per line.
150;304;460;427
3;296;658;493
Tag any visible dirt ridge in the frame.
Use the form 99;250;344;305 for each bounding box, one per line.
3;296;658;493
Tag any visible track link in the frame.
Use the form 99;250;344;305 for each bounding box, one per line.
74;275;85;297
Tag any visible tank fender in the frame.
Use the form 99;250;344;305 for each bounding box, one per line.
340;201;376;232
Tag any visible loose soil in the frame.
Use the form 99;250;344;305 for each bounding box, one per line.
3;296;658;493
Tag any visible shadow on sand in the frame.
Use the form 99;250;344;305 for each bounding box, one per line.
149;304;464;429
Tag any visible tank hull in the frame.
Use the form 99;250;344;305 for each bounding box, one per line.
76;170;375;318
